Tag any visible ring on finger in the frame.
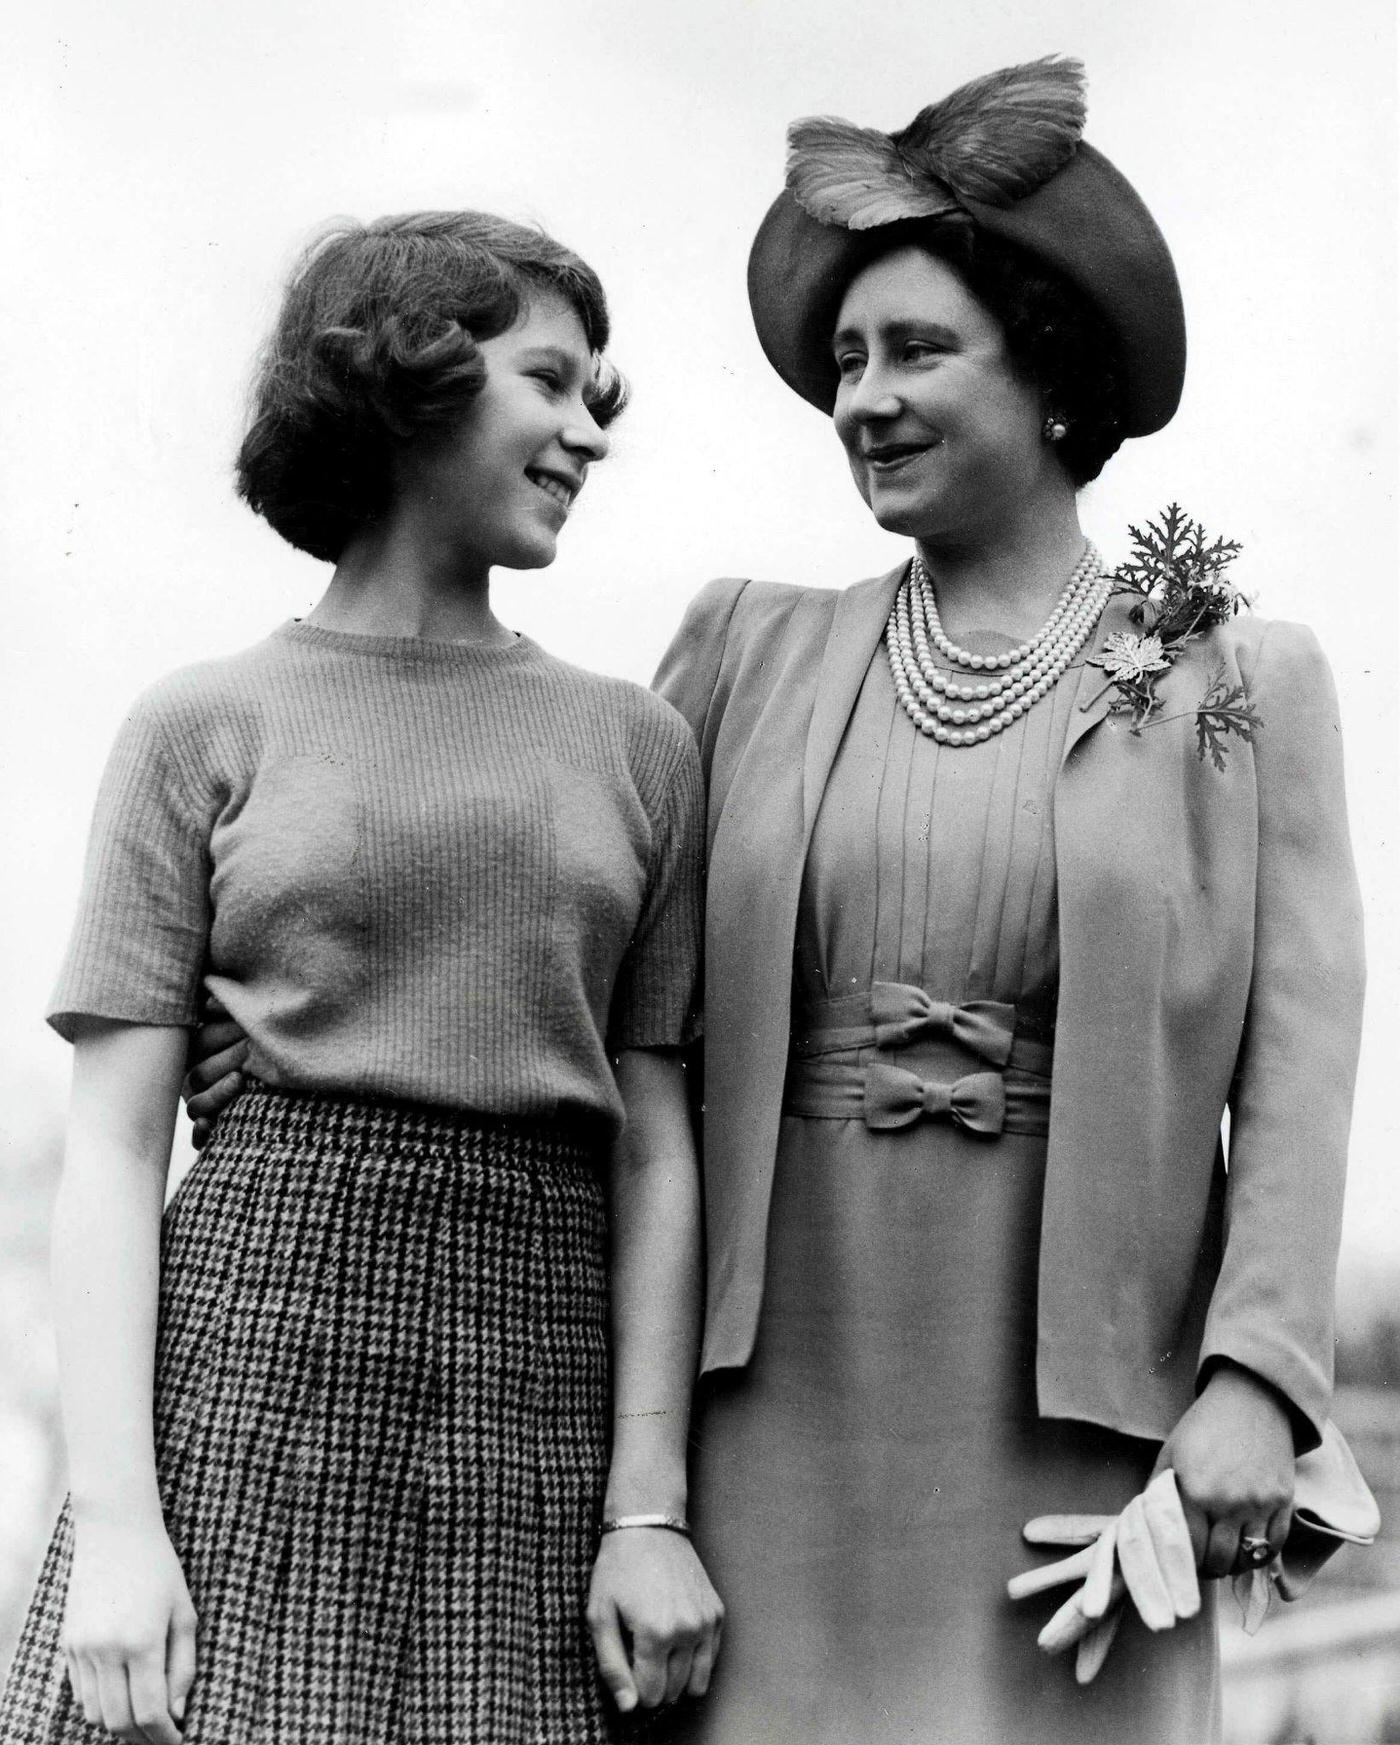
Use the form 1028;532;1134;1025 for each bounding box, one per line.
1237;1534;1273;1569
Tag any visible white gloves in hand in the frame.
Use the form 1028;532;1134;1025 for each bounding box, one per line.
1007;1469;1202;1684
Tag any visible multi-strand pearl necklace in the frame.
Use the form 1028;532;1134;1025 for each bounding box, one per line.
885;544;1111;746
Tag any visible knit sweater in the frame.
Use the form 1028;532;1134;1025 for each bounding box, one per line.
50;621;704;1135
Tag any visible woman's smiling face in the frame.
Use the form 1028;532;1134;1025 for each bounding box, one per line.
832;244;1056;543
394;291;610;574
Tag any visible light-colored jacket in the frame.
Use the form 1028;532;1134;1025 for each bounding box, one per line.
654;564;1364;1447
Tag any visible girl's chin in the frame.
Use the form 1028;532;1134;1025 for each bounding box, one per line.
497;534;560;572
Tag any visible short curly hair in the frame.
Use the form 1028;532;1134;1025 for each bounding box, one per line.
236;211;628;561
857;219;1126;487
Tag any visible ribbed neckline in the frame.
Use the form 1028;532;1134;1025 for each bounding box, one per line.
275;619;543;667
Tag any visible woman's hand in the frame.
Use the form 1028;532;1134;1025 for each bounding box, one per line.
181;996;250;1149
587;1529;724;1713
1153;1362;1295;1578
63;1515;197;1743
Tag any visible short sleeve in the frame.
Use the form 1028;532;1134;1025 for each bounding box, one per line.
607;723;705;1050
48;694;213;1040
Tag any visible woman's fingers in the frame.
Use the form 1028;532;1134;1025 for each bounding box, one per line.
1141;1471;1200;1618
187;1019;244;1064
1265;1500;1293;1561
1116;1493;1176;1630
1202;1516;1241;1581
587;1603;639;1714
183;1038;249;1095
183;1070;246;1128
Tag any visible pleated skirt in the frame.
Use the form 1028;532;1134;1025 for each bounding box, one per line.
1;1085;623;1745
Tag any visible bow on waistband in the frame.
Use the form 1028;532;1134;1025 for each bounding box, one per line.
862;1063;1007;1136
868;983;1016;1064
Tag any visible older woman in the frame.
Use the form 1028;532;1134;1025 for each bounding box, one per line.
650;58;1363;1745
1;211;721;1745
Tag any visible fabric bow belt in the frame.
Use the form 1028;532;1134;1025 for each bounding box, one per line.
793;982;1043;1068
862;1063;1006;1135
868;984;1014;1063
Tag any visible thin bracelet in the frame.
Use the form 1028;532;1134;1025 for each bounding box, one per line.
599;1513;690;1537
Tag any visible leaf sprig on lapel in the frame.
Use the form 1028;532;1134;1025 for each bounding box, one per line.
1086;504;1261;767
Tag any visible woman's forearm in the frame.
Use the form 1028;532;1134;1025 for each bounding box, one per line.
604;1048;703;1517
53;1023;188;1526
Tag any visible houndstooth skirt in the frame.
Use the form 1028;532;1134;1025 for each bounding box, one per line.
1;1084;626;1744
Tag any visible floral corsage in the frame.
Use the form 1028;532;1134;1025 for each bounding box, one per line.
1085;504;1261;769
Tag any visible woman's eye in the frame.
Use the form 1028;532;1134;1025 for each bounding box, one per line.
835;354;865;380
530;369;565;392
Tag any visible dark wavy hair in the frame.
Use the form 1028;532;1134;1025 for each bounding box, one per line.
236;211;628;561
859;218;1126;487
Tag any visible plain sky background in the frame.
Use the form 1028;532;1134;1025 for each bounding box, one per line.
2;1;1396;1272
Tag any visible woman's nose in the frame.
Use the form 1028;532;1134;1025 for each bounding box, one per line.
841;365;903;428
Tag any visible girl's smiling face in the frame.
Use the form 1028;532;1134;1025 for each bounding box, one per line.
393;291;610;575
832;245;1060;543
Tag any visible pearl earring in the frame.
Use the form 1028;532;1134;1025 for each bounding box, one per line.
1042;414;1069;443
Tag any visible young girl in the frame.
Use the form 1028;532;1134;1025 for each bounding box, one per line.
1;210;722;1745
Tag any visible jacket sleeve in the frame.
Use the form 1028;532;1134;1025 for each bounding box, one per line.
651;577;749;768
1199;620;1366;1449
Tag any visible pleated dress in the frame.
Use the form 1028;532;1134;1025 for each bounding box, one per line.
672;626;1221;1745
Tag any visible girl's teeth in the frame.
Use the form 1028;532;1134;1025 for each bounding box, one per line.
531;474;569;505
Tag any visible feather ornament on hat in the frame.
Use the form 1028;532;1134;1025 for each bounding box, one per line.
787;56;1087;229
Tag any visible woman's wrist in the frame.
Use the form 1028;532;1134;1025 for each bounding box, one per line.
1199;1359;1298;1446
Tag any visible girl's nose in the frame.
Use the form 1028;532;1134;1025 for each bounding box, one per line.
563;406;609;463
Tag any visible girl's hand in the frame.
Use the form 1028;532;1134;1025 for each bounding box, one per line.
586;1529;724;1713
62;1516;197;1743
1153;1362;1295;1579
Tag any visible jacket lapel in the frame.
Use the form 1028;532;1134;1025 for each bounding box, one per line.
803;562;908;832
1062;588;1134;765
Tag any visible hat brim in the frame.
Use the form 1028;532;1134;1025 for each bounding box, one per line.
747;143;1185;438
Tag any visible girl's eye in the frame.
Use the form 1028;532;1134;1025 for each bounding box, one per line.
530;369;565;392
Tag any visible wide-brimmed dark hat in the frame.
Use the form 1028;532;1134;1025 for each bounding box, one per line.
747;58;1185;436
